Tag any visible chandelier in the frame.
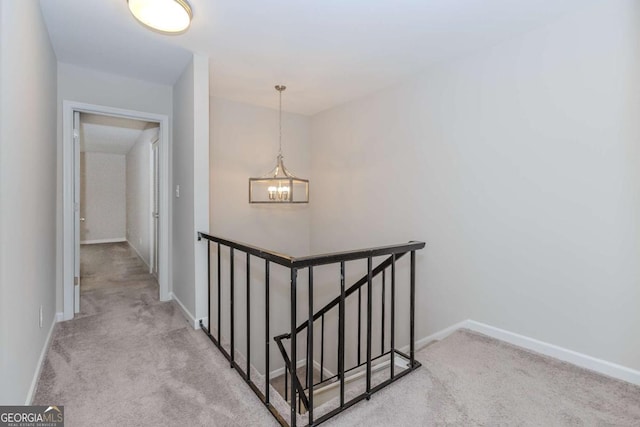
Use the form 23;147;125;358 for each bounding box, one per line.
249;85;309;204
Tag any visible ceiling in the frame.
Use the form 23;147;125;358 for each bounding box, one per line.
80;113;152;154
41;0;589;115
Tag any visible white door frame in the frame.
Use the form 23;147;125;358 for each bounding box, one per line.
73;111;81;313
62;100;171;320
149;136;159;277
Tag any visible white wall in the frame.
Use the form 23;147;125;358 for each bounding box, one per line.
209;97;312;373
210;97;311;254
56;63;173;312
80;152;126;242
126;127;158;266
172;54;209;321
310;0;640;371
57;63;173;116
0;0;58;404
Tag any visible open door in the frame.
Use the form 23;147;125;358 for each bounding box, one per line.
73;111;81;313
151;138;159;278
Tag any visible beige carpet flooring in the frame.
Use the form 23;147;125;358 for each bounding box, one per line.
34;243;640;426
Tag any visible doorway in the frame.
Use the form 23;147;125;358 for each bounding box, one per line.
63;101;170;320
78;113;159;313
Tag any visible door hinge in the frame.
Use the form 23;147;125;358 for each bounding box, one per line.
74;276;79;286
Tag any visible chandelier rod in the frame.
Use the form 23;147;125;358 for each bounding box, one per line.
276;85;286;157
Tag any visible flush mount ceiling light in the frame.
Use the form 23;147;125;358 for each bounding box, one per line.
249;85;309;204
127;0;192;34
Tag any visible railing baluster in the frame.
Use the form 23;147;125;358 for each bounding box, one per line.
265;260;270;404
217;243;221;347
304;320;309;389
308;267;314;424
207;241;211;332
358;287;362;365
230;247;235;367
305;330;309;389
410;250;416;368
366;257;373;398
320;314;325;382
290;268;298;426
246;253;251;380
391;254;396;379
381;268;385;355
339;261;345;407
285;368;288;401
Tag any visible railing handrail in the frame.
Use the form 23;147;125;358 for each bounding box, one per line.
198;232;294;267
289;241;425;268
198;231;425;269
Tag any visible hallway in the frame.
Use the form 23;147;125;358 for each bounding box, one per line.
33;243;277;426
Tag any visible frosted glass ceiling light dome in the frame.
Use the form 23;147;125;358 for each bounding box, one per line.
128;0;192;34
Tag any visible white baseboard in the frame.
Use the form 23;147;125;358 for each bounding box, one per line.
169;292;205;330
464;320;640;386
25;314;57;404
270;359;304;378
410;319;639;386
80;237;126;244
269;358;333;379
200;317;209;330
413;320;470;351
55;312;64;322
314;360;334;379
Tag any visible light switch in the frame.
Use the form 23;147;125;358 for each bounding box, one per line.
175;185;180;198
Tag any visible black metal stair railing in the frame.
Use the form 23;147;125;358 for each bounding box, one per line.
273;252;410;408
197;232;425;427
